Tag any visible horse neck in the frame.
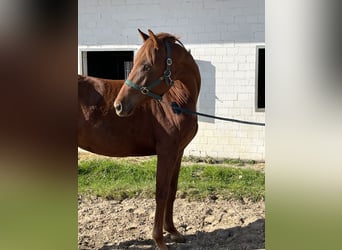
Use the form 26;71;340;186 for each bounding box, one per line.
168;45;200;106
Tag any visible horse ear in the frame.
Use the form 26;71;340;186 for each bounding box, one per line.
138;29;149;42
148;29;159;49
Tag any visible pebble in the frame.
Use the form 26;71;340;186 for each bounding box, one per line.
128;224;138;230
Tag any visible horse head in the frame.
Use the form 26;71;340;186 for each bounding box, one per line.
114;29;177;117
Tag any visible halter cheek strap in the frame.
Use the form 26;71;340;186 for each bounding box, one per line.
124;40;174;101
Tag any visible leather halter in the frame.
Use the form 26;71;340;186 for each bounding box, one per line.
124;40;174;101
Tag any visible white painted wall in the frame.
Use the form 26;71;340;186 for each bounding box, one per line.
78;0;265;160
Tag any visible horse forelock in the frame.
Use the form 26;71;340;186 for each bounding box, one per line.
156;32;178;42
135;39;157;65
137;33;180;65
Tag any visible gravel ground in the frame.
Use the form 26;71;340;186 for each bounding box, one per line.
78;195;265;250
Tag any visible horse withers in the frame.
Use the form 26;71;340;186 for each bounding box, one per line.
78;29;201;250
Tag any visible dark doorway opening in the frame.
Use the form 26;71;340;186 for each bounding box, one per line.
85;51;133;80
256;47;265;111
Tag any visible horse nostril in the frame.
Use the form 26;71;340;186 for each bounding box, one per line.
114;102;122;113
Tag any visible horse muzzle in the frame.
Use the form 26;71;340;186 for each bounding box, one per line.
114;101;133;117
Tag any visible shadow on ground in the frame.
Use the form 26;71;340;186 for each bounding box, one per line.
97;218;264;250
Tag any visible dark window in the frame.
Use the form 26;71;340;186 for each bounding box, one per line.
85;51;133;80
256;47;265;111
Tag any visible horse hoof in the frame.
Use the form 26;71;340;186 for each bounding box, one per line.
170;232;186;243
155;244;168;250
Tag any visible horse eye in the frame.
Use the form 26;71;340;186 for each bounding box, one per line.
143;64;151;72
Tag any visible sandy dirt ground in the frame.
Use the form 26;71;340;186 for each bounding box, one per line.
78;151;265;250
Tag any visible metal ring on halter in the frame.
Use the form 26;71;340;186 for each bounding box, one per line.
164;70;171;78
141;87;149;95
166;58;172;66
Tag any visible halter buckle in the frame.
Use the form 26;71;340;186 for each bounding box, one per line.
164;70;171;78
141;87;149;95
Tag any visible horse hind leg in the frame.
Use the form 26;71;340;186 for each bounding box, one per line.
163;151;186;243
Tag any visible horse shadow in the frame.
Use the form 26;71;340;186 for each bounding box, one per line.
99;218;264;250
196;60;216;124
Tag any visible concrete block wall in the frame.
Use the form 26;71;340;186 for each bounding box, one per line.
79;0;265;160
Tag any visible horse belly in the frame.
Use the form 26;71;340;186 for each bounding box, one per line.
78;126;156;157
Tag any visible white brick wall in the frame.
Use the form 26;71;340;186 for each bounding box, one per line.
79;0;265;160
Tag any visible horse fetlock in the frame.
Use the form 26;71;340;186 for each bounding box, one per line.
164;224;186;243
152;234;168;250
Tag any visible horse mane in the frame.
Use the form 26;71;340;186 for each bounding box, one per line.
142;33;187;65
156;32;186;50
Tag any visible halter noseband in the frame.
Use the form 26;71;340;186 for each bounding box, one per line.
124;40;174;101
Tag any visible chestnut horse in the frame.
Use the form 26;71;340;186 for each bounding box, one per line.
78;29;201;249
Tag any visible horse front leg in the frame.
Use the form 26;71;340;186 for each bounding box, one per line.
152;153;175;250
163;151;186;243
